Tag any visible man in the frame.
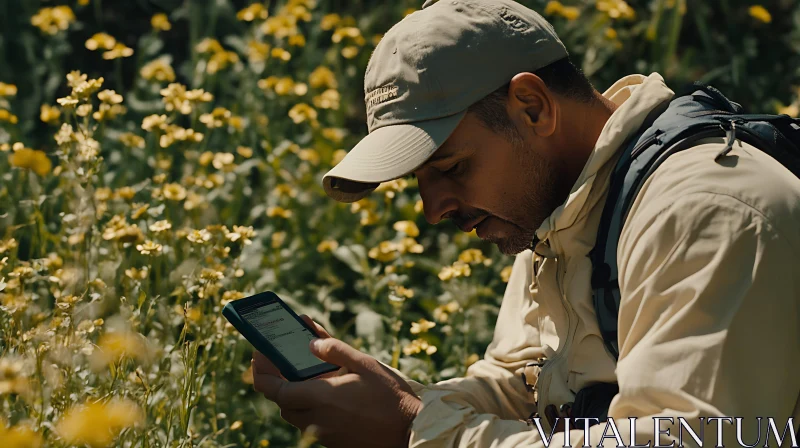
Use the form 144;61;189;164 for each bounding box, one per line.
252;0;800;447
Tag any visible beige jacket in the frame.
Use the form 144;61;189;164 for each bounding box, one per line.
403;73;800;447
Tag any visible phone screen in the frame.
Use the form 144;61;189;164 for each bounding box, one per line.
239;298;323;371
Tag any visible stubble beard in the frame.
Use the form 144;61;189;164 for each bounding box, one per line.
489;135;565;256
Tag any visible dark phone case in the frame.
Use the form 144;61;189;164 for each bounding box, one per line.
222;291;339;382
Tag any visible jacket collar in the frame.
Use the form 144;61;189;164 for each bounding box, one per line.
534;72;675;242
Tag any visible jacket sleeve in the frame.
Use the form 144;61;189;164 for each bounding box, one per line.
409;157;800;446
605;186;800;447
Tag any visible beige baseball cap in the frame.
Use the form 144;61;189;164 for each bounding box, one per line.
322;0;568;202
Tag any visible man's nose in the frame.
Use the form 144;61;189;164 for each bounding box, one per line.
419;177;459;225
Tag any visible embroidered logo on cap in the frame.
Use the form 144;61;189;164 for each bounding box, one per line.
365;85;399;108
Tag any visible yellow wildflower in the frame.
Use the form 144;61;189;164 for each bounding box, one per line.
321;127;346;143
76;104;93;117
261;15;299;38
458;248;486;264
438;261;471;281
39;104;60;123
400;237;424;253
31;6;76;35
432;301;460;322
92;331;151;366
288;103;318;124
9;148;51;176
289;34;306;47
142;114;168;132
162;183;187;201
151;13;171;31
196;38;224;54
200;107;232;128
272;183;297;198
222;290;246;305
500;265;514;283
116;186;136;200
309;66;338;89
237;3;269;21
316;240;339;253
320;13;341;31
332;27;362;44
312;89;340;110
57;96;78;108
237;146;253;158
185;192;207;210
102;43;134;60
0;109;18;124
0;82;17;97
119;132;145;148
403;339;437;356
200;267;224;282
141;57;176;82
548;1;580;20
271;47;292;62
271;231;287;248
266;206;293;219
136;240;162;255
410;318;435;335
368;241;400;263
149;220;171;233
298;148;320;165
596;0;635;20
248;40;271;63
160;84;194;113
0;420;42;448
159;125;203;147
70;75;104;99
226;225;256;245
187;229;212;244
748;5;771;23
57;399;144;447
98;89;123;104
207;154;233;171
341;46;359;59
414;200;424;213
207;51;240;74
605;27;618;40
85;32;116;51
393;220;420;237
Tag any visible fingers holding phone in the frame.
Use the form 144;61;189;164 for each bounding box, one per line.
298;315;332;338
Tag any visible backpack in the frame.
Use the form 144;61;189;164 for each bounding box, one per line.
569;82;800;422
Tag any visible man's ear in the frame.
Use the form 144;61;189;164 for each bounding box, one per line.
507;73;557;138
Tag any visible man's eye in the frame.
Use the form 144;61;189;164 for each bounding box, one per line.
444;161;463;175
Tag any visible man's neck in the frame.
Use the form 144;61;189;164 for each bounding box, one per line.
560;93;618;187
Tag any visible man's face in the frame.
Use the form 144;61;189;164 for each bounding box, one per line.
414;112;570;255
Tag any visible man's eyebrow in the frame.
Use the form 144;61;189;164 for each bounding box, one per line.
420;146;460;168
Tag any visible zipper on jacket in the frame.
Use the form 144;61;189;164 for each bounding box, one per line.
532;234;579;433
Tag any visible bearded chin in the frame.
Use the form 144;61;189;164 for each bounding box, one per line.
492;229;537;255
491;138;564;256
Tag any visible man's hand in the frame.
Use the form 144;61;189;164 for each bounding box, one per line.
252;316;422;448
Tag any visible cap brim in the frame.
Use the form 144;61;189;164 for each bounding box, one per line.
323;111;466;202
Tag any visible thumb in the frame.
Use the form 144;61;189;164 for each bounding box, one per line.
309;338;371;374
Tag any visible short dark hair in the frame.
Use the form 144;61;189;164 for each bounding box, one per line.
468;57;597;138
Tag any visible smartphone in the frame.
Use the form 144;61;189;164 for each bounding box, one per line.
222;291;339;381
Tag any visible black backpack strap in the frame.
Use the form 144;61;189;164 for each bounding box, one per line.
589;82;800;361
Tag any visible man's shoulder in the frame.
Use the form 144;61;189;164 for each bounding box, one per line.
626;136;800;240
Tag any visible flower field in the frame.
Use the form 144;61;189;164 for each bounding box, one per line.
0;0;797;446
